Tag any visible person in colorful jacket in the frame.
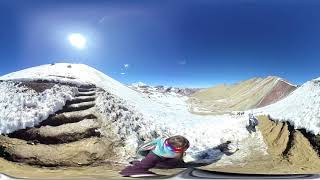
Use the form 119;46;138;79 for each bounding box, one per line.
120;135;190;177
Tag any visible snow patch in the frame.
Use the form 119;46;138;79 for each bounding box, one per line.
131;82;147;87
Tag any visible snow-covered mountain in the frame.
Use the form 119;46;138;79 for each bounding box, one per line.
128;82;201;96
0;63;318;167
0;63;263;164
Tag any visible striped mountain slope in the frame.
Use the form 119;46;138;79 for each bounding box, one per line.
188;76;297;114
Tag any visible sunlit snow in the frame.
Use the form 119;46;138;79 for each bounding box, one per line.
0;63;291;164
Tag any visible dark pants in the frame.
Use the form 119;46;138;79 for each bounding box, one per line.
120;152;186;176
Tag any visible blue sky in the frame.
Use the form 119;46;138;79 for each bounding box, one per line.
0;0;320;87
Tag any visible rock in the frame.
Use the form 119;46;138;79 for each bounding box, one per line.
66;96;96;104
75;91;96;97
77;88;96;92
39;108;97;126
64;101;96;112
17;82;56;93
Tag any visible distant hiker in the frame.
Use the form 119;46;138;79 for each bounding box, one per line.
120;135;190;177
246;113;259;134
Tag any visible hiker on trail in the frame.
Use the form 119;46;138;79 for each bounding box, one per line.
246;113;259;134
120;135;190;177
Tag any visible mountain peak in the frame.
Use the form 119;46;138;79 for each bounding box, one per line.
189;76;297;114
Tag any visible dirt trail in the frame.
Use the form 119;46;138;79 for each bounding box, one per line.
0;157;182;179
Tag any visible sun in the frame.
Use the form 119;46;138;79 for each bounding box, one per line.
68;33;86;49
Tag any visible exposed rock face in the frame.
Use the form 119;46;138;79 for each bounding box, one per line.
257;116;320;165
298;129;320;157
17;81;57;93
258;116;292;156
188;76;297;114
0;82;115;167
201;116;320;174
172;88;201;96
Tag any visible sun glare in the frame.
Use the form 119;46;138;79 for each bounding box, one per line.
68;33;86;49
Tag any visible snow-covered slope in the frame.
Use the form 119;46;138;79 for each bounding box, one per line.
0;63;266;163
1;63;146;106
254;78;320;135
0;81;76;134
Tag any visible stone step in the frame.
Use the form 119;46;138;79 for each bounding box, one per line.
0;136;112;166
66;96;96;105
62;101;96;112
9;119;101;144
77;88;96;92
75;91;96;97
39;108;96;127
79;84;96;89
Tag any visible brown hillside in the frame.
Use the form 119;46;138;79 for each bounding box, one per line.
256;79;296;108
188;76;297;114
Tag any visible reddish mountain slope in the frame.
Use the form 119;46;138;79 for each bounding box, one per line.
256;79;296;108
189;76;297;114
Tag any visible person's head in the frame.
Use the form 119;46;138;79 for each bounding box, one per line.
165;135;189;153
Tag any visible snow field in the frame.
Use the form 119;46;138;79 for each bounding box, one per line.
0;63;271;163
0;81;77;134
